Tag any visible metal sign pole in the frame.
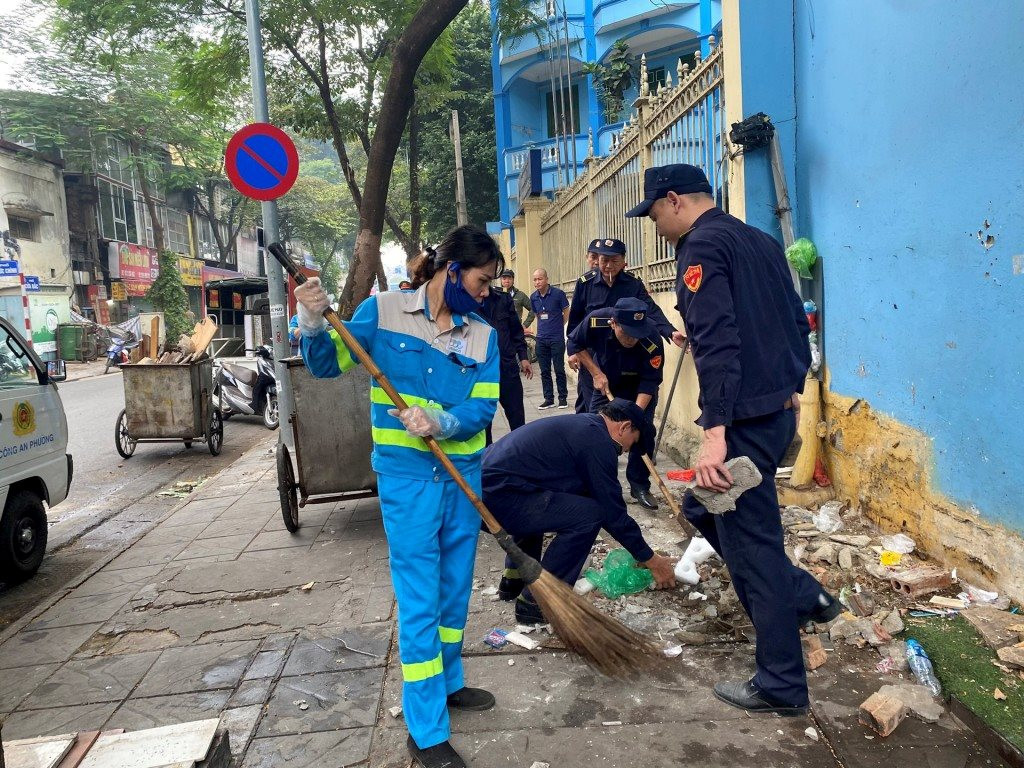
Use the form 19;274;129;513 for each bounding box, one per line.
243;0;294;447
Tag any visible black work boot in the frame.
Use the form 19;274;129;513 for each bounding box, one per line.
497;568;525;601
713;679;808;717
514;595;546;626
407;736;466;768
797;591;843;628
447;686;496;711
630;486;659;510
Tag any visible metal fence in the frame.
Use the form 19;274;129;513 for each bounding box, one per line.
539;37;726;296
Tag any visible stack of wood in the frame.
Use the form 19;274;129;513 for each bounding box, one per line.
134;316;219;366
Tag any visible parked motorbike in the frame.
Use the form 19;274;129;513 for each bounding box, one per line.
212;346;279;430
104;330;138;374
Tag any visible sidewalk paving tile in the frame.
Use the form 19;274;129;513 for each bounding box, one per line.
0;701;120;741
133;640;260;697
105;690;232;732
255;667;384;737
0;662;59;714
26;592;136;632
172;532;258;561
63;564;170;599
228;679;275;709
0;623;103;668
280;624;391;676
18;651;159;709
103;543;186;571
219;704;263;756
244;527;322;553
133;522;208;549
241;728;373;767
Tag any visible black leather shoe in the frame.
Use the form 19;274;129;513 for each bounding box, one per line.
447;686;496;711
497;571;525;601
797;592;843;627
514;595;546;626
631;488;659;510
407;736;466;768
713;680;808;717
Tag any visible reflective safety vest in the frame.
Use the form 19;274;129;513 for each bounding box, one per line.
302;285;500;481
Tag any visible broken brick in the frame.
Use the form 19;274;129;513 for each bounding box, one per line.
806;648;828;670
859;691;909;737
889;566;953;598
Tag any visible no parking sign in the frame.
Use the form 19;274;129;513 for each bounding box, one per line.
225;123;299;201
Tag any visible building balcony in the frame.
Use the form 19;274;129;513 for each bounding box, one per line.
502;135;590;205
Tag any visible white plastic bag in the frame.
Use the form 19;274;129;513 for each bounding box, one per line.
813;501;844;533
880;533;915;554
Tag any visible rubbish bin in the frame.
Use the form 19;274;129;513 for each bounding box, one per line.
57;323;85;361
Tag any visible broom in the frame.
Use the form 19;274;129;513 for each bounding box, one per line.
267;243;664;678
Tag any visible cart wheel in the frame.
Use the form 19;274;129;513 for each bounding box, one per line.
276;443;300;533
115;409;136;458
208;409;223;456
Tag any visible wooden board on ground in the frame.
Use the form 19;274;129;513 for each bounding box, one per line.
963;605;1024;651
149;317;160;358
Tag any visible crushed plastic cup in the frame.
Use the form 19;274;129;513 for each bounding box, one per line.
880;533;915;554
880;550;902;566
812;501;844;533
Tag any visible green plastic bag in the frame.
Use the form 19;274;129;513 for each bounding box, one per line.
786;237;817;279
584;548;653;599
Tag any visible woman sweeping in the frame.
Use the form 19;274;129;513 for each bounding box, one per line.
295;225;502;768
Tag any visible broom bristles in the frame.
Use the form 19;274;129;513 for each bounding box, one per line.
529;570;666;679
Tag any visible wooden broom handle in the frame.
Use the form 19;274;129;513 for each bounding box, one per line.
267;243;503;535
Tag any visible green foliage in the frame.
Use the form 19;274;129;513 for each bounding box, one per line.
583;39;635;122
416;1;498;241
147;250;192;343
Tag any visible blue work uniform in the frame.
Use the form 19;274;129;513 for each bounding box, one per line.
479;290;528;442
529;286;569;405
566;309;664;492
567;269;676;412
675;207;822;708
302;285;499;749
482;413;655;596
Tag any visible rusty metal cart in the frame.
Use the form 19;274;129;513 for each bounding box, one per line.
114;358;223;458
276;358;377;532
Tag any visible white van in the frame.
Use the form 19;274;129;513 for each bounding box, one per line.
0;314;71;583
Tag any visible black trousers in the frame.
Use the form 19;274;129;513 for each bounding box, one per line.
485;367;525;445
535;337;567;403
682;408;828;707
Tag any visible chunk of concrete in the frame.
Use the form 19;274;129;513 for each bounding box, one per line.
877;684;944;723
689;457;762;514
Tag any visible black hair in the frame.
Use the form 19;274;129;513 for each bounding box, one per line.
409;225;505;288
597;401;643;432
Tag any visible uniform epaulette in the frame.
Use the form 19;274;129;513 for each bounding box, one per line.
642;338;658;353
590;317;612;328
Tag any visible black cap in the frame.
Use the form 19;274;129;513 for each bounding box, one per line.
499;269;515;278
625;164;713;218
588;238;626;256
612;298;656;338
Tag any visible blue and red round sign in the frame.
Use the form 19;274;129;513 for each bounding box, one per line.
225;123;299;201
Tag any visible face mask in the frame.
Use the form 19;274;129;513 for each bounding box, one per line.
443;263;483;316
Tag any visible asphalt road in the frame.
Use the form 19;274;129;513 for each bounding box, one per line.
0;370;275;629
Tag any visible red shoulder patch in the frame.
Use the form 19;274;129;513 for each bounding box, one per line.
683;264;703;293
650;355;663;370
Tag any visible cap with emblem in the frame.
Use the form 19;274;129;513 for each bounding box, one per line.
611;297;657;338
624;164;713;218
499;269;515;278
588;238;626;257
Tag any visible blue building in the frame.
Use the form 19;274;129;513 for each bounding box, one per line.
490;0;721;227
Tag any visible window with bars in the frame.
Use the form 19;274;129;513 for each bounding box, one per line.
7;215;37;242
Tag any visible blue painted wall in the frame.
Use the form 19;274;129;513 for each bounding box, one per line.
790;1;1024;531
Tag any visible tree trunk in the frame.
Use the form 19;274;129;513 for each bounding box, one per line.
339;0;469;318
408;93;422;252
130;140;166;255
376;259;389;293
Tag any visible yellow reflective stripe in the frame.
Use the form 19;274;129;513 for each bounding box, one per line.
369;386;435;409
371;427;486;456
328;329;357;372
470;382;500;399
438;626;464;644
401;653;443;683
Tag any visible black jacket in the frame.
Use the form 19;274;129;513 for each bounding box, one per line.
675;208;811;428
480;290;528;376
568;268;676;341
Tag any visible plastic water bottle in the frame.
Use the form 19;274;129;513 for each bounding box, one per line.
905;638;942;696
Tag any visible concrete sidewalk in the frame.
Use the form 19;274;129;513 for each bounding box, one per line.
0;377;998;767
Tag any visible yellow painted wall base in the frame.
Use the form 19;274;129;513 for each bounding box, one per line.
821;386;1024;605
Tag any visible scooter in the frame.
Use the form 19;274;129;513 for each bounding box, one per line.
104;330;138;374
212;345;279;430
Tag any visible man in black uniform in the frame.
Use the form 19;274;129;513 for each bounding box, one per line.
479;288;532;444
567;238;685;413
482;399;676;625
567;298;664;510
626;163;840;716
